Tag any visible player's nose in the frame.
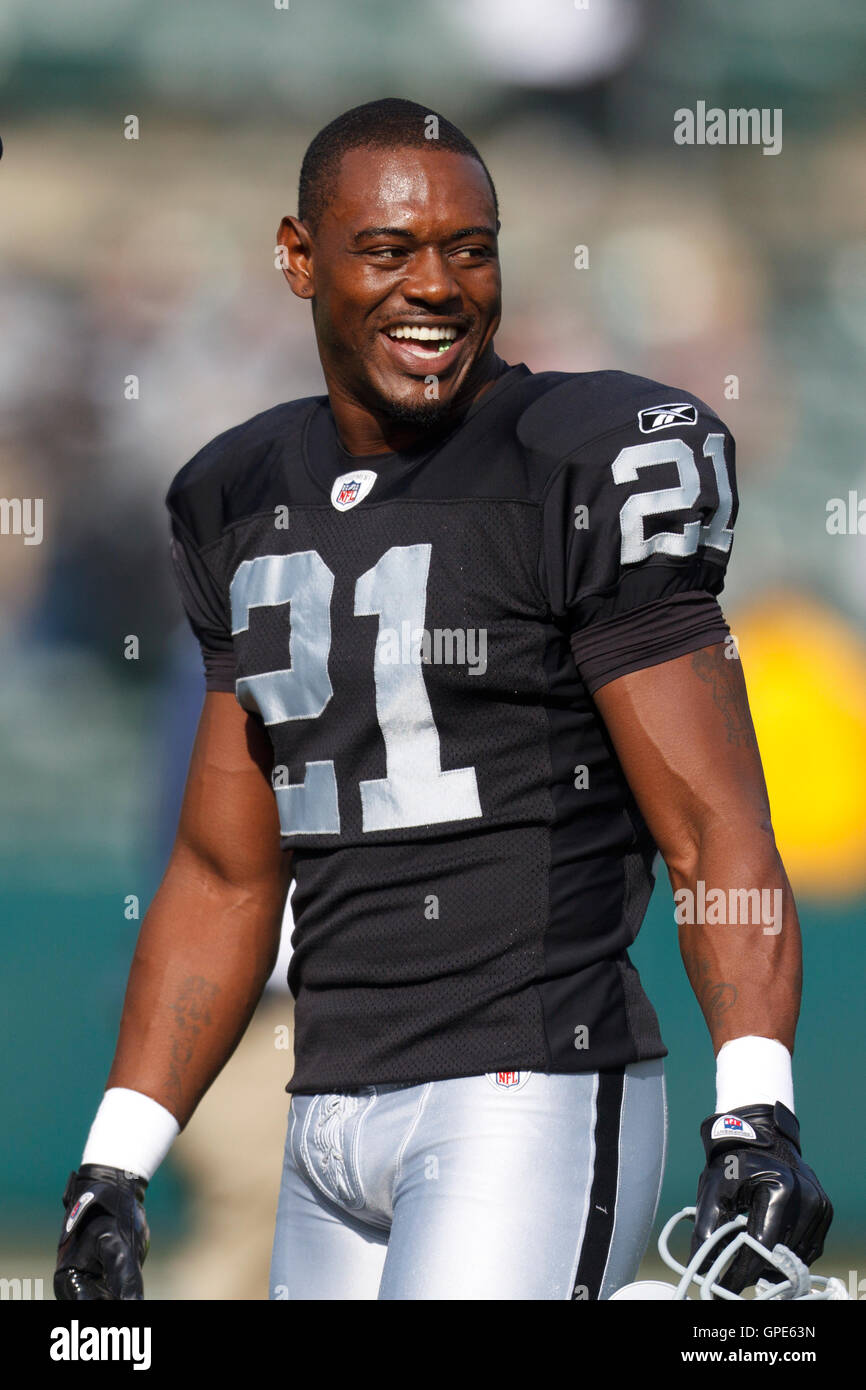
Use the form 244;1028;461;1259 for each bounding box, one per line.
400;246;462;306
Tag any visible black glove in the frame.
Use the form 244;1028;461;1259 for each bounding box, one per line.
54;1164;149;1300
690;1102;832;1294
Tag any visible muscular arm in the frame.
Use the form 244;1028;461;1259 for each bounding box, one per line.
106;693;292;1128
594;642;801;1055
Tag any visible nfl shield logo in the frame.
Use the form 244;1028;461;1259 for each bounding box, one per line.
485;1070;532;1092
330;468;378;511
338;478;362;507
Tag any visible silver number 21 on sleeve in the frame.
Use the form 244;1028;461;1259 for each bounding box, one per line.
613;433;733;564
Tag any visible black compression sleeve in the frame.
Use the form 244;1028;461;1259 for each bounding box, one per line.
570;589;731;695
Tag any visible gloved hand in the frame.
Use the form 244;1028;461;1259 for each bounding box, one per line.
691;1102;832;1293
54;1163;149;1300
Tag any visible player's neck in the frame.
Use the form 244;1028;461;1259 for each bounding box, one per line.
324;350;509;457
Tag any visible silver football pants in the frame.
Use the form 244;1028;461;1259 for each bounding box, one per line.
269;1061;666;1300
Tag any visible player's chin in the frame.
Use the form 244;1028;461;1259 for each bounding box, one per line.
373;384;453;428
369;337;475;420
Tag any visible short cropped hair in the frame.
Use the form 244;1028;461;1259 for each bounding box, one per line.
298;97;498;231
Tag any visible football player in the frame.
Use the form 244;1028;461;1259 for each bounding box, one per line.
55;98;832;1301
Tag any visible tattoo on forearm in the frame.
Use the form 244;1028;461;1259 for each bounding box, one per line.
704;980;738;1024
691;646;758;749
164;974;221;1108
686;954;738;1028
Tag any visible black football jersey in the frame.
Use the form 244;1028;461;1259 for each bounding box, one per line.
166;363;737;1093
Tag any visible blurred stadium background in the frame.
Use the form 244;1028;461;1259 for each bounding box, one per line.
1;0;864;1299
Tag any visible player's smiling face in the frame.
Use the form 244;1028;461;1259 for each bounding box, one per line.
281;145;502;443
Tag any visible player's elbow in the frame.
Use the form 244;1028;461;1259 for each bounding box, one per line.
658;804;781;892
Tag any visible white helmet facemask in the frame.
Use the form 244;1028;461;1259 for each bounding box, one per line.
609;1207;850;1301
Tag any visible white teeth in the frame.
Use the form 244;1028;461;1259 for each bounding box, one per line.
387;325;459;342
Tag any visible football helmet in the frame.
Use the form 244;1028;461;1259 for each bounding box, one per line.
610;1207;849;1300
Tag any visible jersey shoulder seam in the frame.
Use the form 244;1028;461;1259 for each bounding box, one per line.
166;397;322;508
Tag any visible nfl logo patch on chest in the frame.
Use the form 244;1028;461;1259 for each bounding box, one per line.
331;469;378;511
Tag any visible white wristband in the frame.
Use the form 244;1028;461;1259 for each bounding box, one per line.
715;1036;794;1114
81;1087;180;1182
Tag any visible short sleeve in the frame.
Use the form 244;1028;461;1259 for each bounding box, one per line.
168;519;236;692
568;589;732;694
539;410;737;632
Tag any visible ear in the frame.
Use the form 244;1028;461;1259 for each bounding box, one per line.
276;215;314;299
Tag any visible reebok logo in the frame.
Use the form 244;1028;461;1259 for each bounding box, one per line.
638;403;698;433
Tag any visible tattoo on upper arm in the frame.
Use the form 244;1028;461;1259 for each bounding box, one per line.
164;974;221;1109
691;646;759;749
